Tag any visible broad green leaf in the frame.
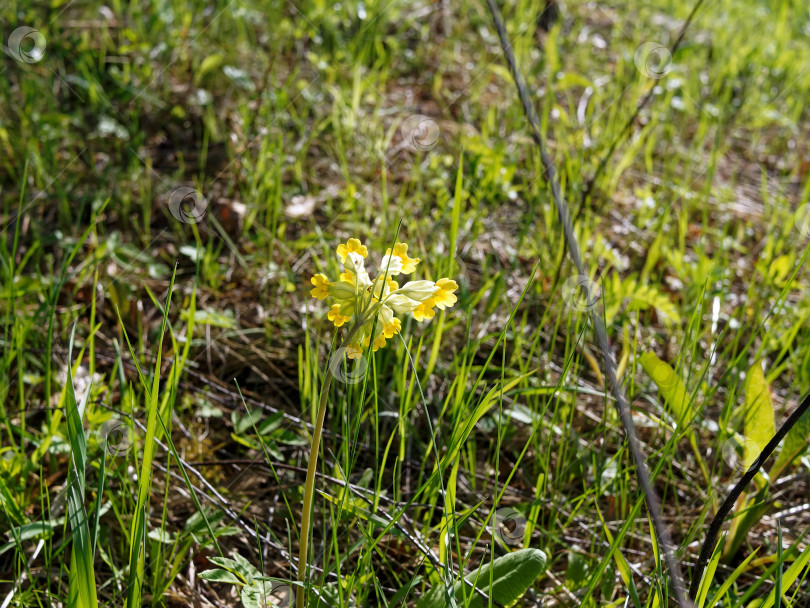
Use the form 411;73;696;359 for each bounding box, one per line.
309;582;347;607
199;569;242;585
207;556;257;582
556;72;594;90
232;552;263;580
184;509;224;535
241;585;262;608
604;274;681;326
147;528;175;544
207;556;244;571
638;353;691;426
0;520;63;554
565;551;588;589
197;53;225;81
181;308;237;329
416;548;546;608
743;363;775;468
241;581;294;608
770;405;810;481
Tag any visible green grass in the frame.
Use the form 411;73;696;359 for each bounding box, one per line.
3;0;810;606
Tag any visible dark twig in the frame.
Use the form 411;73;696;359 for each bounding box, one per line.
483;2;692;606
578;0;708;216
688;392;810;599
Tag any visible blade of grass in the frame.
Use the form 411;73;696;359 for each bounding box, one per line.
123;267;176;608
64;324;98;608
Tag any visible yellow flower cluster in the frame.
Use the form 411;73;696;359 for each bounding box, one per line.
310;238;458;358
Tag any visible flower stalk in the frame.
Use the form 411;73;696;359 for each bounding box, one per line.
296;322;361;608
299;238;458;606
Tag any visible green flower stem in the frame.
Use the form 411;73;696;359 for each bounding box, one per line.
296;322;362;608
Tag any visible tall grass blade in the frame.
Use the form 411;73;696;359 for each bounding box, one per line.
123;269;177;608
64;324;98;608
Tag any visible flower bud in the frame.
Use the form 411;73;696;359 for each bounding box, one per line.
396;280;437;302
379;254;403;276
385;293;420;313
343;251;366;274
329;281;356;299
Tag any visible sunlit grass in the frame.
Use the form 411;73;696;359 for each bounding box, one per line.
2;0;810;606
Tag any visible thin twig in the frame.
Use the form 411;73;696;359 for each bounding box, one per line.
483;2;692;606
688;392;810;599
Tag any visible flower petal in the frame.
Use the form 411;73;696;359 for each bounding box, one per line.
337;238;368;263
310;273;333;300
386;242;420;274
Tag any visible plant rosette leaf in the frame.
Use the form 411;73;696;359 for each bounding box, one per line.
416;548;547;608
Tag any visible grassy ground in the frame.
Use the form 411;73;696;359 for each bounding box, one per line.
3;0;810;606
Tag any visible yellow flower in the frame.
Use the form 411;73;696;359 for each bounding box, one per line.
386;243;420;274
383;317;401;338
328;305;351;327
310;274;332;300
361;328;387;352
371;333;387;351
433;278;458;309
336;238;368;263
412;299;436;322
311;238;458;352
340;250;371;289
346;344;364;360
